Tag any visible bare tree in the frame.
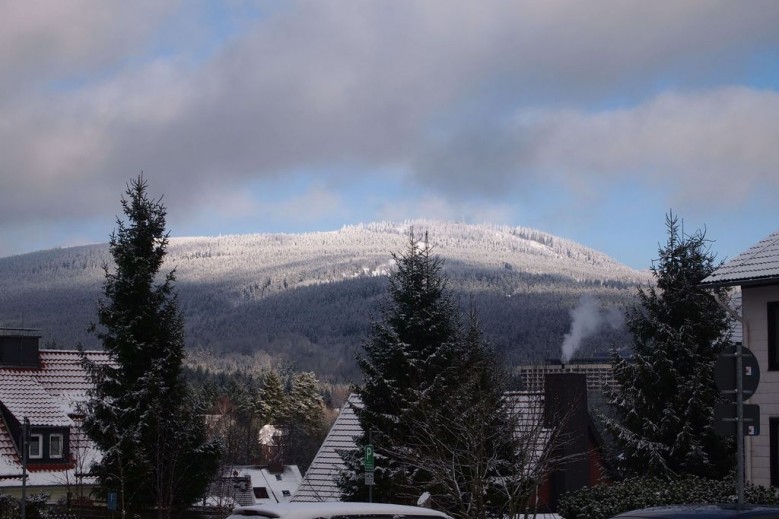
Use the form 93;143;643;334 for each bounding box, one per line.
378;390;580;519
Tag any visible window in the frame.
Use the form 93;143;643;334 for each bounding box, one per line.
28;434;42;459
772;418;779;486
275;474;283;481
769;302;779;371
281;490;291;497
49;433;64;459
253;487;269;499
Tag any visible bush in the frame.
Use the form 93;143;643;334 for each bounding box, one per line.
558;476;779;519
0;493;51;519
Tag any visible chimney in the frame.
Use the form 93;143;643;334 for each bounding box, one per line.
544;372;589;511
0;328;41;368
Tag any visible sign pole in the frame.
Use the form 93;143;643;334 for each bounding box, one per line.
21;417;29;519
714;344;760;506
737;342;744;508
368;430;373;503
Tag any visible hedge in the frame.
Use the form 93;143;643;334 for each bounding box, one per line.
557;476;779;519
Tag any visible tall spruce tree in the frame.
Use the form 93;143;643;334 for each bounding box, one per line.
605;212;734;479
82;176;220;518
340;231;513;518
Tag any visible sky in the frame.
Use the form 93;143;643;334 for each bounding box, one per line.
2;1;779;270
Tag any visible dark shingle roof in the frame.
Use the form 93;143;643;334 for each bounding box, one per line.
702;230;779;287
292;394;361;502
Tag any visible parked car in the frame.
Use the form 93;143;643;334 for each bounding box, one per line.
611;505;779;519
226;502;454;519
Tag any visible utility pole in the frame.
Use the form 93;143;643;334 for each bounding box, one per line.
21;417;29;519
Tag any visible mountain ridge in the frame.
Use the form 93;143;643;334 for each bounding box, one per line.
0;220;647;380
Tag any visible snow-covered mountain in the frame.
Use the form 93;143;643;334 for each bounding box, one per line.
0;220;648;380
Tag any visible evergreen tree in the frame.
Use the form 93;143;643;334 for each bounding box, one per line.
605;212;734;479
289;372;325;436
285;371;327;472
257;369;291;425
340;232;513;518
82;176;221;518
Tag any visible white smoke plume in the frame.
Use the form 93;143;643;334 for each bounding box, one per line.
561;294;624;363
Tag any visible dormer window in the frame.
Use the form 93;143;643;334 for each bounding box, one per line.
28;434;43;459
50;434;64;458
20;428;69;463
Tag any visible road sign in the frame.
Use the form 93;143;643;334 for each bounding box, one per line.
364;472;374;486
364;445;375;471
714;403;760;436
107;491;118;512
714;346;760;400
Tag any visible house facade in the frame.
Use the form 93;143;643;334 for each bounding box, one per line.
0;328;109;502
702;230;779;487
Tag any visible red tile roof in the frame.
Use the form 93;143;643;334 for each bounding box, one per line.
0;349;109;485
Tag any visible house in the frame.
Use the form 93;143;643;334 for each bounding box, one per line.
292;373;610;511
0;328;110;502
701;230;779;487
206;464;303;507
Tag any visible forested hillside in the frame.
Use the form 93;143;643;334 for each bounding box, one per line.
0;221;649;381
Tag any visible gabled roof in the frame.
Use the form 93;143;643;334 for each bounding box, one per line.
292;394;361;502
0;350;110;427
0;349;109;485
702;231;779;287
37;350;112;412
0;372;72;427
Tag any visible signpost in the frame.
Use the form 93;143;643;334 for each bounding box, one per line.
714;344;761;508
365;445;374;472
714;346;759;400
714;403;760;436
365;438;375;502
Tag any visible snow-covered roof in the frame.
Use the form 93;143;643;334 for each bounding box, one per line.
0;349;109;486
702;230;779;287
237;465;302;505
291;394;361;502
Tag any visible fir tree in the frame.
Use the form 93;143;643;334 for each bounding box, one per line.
341;231;514;518
285;371;327;472
257;369;291;425
82;176;221;518
605;212;734;479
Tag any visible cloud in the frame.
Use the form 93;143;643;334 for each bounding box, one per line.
0;0;180;96
2;1;779;254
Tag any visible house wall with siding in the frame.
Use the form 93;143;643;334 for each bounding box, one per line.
742;284;779;486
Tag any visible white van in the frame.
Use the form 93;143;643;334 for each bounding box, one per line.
226;501;454;519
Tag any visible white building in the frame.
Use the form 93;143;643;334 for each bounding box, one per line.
702;230;779;487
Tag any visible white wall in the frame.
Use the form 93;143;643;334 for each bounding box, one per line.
743;285;779;487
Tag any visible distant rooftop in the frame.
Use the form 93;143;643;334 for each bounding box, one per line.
702;230;779;287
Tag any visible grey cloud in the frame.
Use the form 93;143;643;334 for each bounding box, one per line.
2;1;779;236
411;88;779;205
0;0;180;97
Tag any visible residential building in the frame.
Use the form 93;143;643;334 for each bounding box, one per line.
206;465;302;507
0;328;109;502
517;357;615;394
701;230;779;487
